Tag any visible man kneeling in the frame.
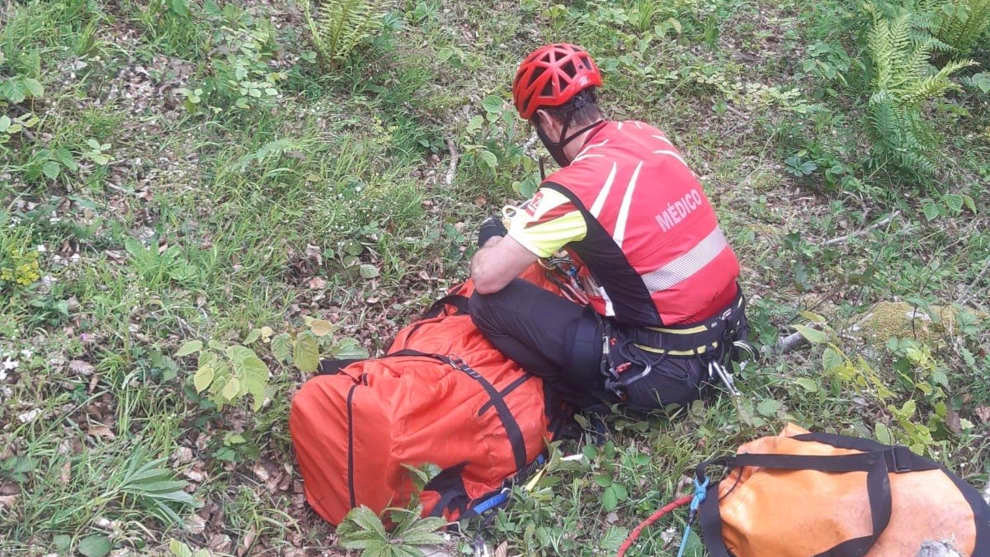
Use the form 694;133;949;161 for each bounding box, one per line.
469;43;748;411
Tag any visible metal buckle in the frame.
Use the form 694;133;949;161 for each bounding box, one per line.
709;361;741;396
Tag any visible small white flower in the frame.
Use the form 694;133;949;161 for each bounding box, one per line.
2;358;18;371
36;245;46;253
20;349;31;359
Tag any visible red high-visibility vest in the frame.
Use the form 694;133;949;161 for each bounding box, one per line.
544;120;739;325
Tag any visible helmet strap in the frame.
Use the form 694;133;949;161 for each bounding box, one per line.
535;112;604;168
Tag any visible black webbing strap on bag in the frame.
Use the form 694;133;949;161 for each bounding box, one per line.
696;435;941;557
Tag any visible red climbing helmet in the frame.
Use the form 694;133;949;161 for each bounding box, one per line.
512;43;603;120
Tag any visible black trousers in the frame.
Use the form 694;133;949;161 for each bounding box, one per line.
469;279;709;411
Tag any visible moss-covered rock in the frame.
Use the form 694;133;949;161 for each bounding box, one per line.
852;301;985;344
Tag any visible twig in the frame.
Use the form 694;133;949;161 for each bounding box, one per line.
822;211;900;246
772;330;810;355
444;138;459;186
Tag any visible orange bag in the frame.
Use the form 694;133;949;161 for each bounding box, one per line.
289;271;567;525
698;424;990;557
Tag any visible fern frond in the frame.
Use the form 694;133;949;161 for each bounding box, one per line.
302;0;382;69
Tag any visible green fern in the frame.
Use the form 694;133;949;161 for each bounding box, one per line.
301;0;382;69
934;0;990;55
864;6;976;180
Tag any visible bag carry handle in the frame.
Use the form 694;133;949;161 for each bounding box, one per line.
698;451;892;557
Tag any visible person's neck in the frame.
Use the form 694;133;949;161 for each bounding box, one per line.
562;120;606;161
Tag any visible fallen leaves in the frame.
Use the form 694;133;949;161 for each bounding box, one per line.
68;359;95;376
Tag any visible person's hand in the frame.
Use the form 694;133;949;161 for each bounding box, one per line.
477;215;508;247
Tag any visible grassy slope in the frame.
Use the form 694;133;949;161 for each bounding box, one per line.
1;0;988;555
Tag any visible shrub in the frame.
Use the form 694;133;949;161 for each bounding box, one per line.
864;5;976;180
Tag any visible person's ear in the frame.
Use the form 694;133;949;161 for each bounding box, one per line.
534;110;561;141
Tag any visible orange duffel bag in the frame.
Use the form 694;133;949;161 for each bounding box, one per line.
289;271;569;525
698;424;990;556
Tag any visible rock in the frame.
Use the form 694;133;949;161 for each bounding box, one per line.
851;301;985;344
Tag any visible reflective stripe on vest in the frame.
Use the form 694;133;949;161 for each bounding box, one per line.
640;226;728;292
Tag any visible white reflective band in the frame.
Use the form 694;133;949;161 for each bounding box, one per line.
589;162;618;217
640;226;728;292
612;161;644;248
652;134;673;148
653;149;688;167
575;139;608;160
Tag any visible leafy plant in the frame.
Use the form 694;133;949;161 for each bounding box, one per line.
336;504;447;556
301;0;383;69
176;334;270;412
864;5;976;180
125;239;198;286
103;447;198;524
0;234;42;292
932;0;990;55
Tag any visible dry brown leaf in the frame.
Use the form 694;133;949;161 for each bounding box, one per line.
237;527;256;557
252;462;270;483
184;513;206;534
69;359;95;376
975;406;990;424
183;468;206;483
172;446;193;465
87;424;116;439
494;541;508;557
307;276;327;290
59;461;71;485
209;534;232;554
0;482;19;496
0;495;17;509
946;408;962;434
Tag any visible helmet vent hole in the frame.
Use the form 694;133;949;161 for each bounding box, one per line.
562;60;576;77
541;79;555;97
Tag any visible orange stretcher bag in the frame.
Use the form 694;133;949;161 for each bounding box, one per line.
289;271;568;525
698;424;990;557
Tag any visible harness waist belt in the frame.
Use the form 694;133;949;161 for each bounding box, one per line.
618;289;746;358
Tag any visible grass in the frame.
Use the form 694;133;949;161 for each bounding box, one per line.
1;0;988;555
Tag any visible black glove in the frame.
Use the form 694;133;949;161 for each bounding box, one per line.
477;215;508;247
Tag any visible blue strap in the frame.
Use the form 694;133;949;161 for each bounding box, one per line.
676;476;709;557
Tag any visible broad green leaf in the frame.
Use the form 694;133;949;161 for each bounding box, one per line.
54;535;71;551
602;485;618;510
921;202;939;221
176;340;202;357
757;398;781;417
42;160;61;180
481;95;503;115
221;377;240;401
55;147;78;172
962;195;976;213
0;115;9;132
271;333;292;362
225;344;255;365
332;337;370;359
345;505;387;538
243;328;261;345
359;264;380;279
193;362;214;393
3;81;25;103
611;483;628;501
478;149;497;172
78;534;112;557
822;346;843;371
798;310;826;324
874;422;893;444
308;318;333;337
294;332;319;373
794;324;826;344
942;193;963;214
22;78;44;98
239;354;269;411
169;539;193;557
795;377;819;392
